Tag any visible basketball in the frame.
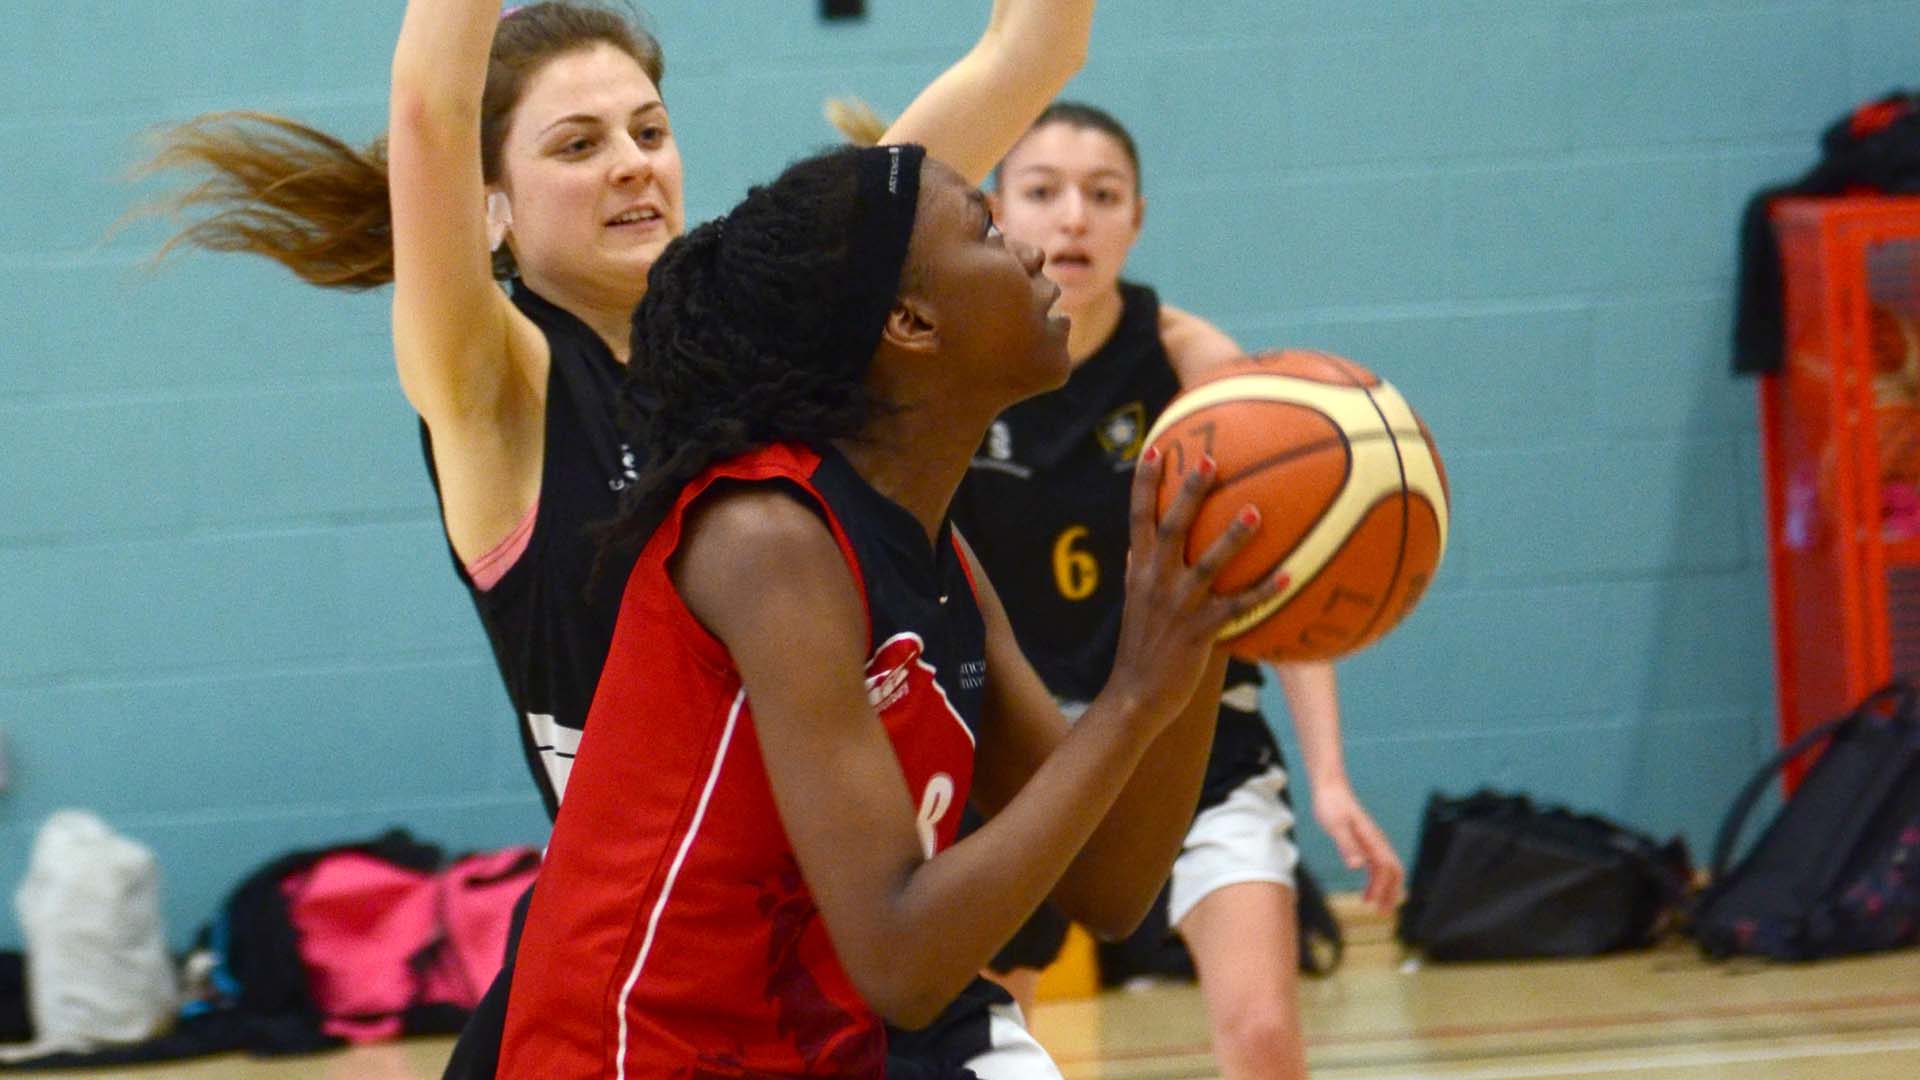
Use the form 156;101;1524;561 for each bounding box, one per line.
1143;350;1449;662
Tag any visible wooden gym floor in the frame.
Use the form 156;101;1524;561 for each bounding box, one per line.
36;904;1920;1079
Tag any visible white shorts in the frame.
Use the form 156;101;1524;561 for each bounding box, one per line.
963;1001;1064;1079
1167;765;1299;930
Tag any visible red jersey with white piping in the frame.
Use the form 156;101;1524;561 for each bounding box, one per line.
499;442;985;1078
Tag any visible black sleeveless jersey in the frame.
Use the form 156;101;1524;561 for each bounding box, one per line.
951;282;1277;799
420;280;639;819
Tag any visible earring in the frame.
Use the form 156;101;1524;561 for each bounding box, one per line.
486;192;514;253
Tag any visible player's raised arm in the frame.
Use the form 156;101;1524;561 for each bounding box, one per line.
387;0;534;427
880;0;1095;185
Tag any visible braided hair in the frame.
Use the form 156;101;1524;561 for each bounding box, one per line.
601;145;913;558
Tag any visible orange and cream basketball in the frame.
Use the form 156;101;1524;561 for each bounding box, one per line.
1145;349;1448;662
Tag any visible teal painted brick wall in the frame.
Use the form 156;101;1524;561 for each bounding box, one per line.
2;0;1914;946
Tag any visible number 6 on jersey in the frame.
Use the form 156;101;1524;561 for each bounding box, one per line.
1052;524;1100;600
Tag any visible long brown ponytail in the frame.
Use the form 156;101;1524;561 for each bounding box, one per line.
139;2;663;289
141;112;396;289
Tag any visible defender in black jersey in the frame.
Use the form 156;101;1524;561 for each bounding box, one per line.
951;281;1285;978
959;104;1406;1080
952;281;1279;810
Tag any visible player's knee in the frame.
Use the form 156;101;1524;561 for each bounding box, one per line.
1210;996;1300;1058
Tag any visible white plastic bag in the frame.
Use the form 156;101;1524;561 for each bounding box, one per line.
7;810;177;1057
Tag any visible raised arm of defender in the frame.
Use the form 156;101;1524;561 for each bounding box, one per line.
384;0;1095;566
881;0;1096;185
387;0;552;563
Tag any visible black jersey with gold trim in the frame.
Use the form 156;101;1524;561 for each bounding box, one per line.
953;282;1280;806
953;281;1177;703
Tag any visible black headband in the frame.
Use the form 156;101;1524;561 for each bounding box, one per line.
815;143;926;372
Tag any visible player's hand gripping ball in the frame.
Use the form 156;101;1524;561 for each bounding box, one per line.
1144;350;1448;662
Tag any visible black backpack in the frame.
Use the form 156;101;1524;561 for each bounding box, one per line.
1692;680;1920;960
1396;790;1692;961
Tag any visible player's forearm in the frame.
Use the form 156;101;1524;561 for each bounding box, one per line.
880;0;1093;185
1274;659;1353;793
982;0;1094;74
860;698;1160;1025
391;0;497;116
1049;651;1229;937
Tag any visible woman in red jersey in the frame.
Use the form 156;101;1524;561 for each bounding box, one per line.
143;4;1097;1074
828;103;1404;1079
499;144;1282;1077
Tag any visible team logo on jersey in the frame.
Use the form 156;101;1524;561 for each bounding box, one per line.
865;635;923;713
972;420;1031;478
1096;402;1148;466
863;632;975;744
607;443;641;492
986;421;1014;461
863;633;976;859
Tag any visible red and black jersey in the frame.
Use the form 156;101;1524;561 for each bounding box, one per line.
498;443;985;1079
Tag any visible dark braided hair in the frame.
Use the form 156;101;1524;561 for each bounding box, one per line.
599;145;904;559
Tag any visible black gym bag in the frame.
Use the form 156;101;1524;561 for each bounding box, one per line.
1396;790;1692;961
1692;680;1920;961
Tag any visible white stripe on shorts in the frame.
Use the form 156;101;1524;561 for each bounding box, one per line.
962;1001;1065;1080
1220;680;1261;713
1168;765;1299;929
